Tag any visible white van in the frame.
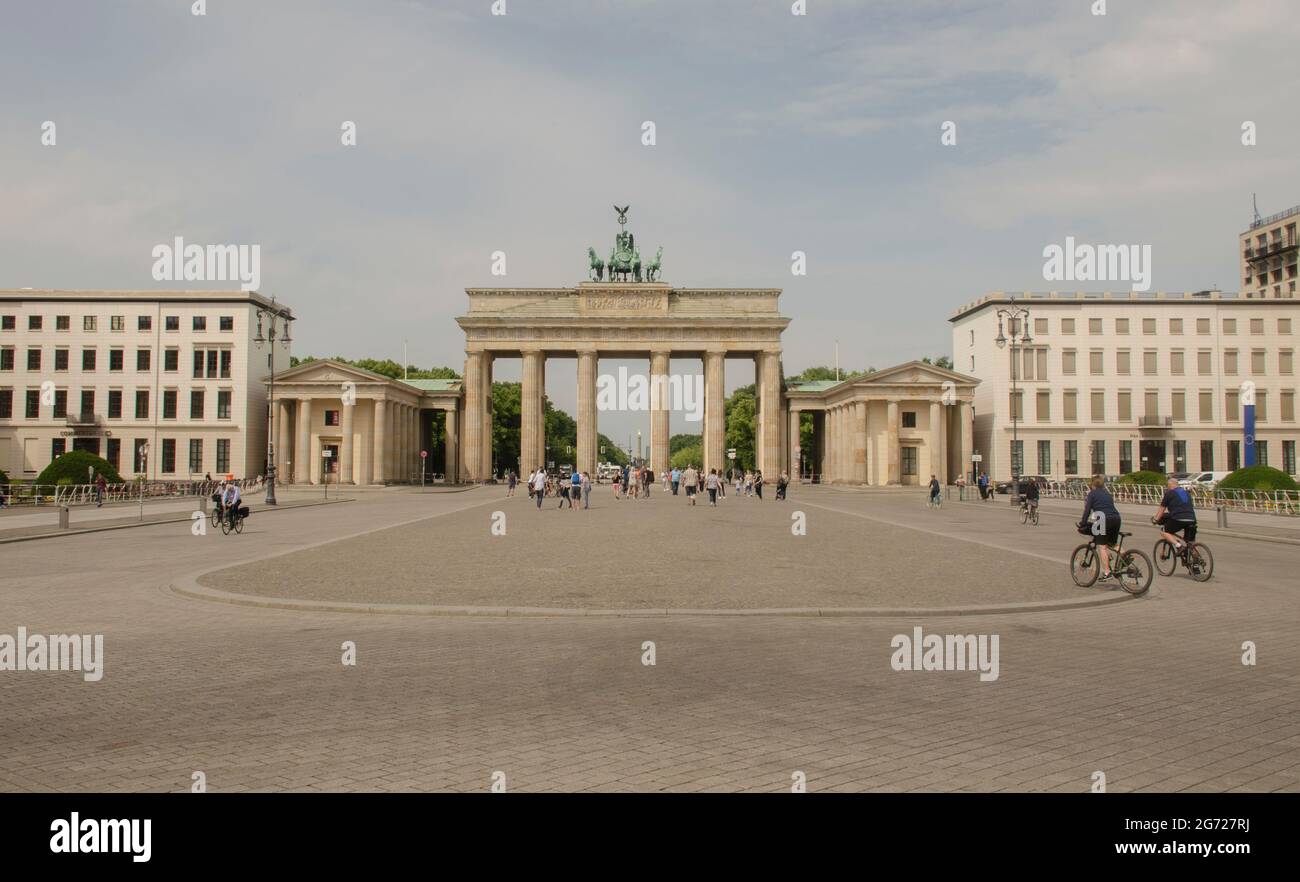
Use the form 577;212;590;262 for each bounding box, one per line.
1181;470;1232;489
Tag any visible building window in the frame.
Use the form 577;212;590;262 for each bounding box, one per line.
1091;440;1106;475
0;315;14;331
165;316;179;331
27;315;42;330
25;389;39;418
106;438;120;471
1223;350;1238;375
1117;390;1131;422
135;389;150;419
1196;317;1210;335
1170;350;1184;375
27;348;41;371
190;389;205;419
83;316;97;331
901;411;916;429
1251;349;1266;375
109;349;124;371
1284;440;1296;475
55;315;70;331
1198;390;1212;422
1010;440;1024;475
1063;391;1078;422
1256;440;1269;467
1281;318;1293;334
54;349;69;371
1008;393;1023;421
1143;350;1157;375
189;439;203;473
1256;391;1268;422
219;316;234;331
1250;318;1264;335
133;439;148;473
138;315;152;331
161;439;176;474
80;389;94;416
1197;349;1211;375
217;390;232;420
1061;318;1075;335
82;348;96;371
1036;390;1050;422
0;348;11;371
1120;440;1133;474
1142;318;1156;335
1037;439;1051;474
1282;391;1295;423
52;389;67;418
900;446;917;477
1062;349;1077;375
1089;350;1104;375
1034;318;1048;336
164;349;179;372
1200;440;1214;471
220;350;231;378
1281;350;1294;375
0;389;10;419
108;390;122;419
110;315;124;331
137;349;151;371
1223;318;1236;335
52;438;66;460
193;316;207;332
1088;318;1102;335
1114;318;1129;334
1116;350;1131;375
1090;390;1105;422
1225;390;1239;422
1065;440;1078;475
216;439;230;473
162;390;177;419
1174;440;1187;472
1228;440;1240;470
1170;318;1183;334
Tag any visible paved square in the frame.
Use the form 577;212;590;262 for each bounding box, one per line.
1;485;1297;793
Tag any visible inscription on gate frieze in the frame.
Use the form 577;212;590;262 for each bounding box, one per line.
579;288;668;316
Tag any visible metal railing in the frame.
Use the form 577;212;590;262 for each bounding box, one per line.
1038;480;1299;516
1251;204;1300;229
0;478;265;508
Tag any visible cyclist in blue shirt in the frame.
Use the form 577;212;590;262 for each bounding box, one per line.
1078;475;1121;582
1153;476;1197;551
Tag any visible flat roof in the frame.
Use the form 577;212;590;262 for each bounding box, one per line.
0;289;291;315
945;290;1300;322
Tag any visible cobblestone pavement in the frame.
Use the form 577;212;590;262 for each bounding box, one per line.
1;485;1296;793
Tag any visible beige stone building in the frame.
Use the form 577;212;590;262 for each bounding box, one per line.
1240;203;1299;300
0;289;291;481
950;291;1300;482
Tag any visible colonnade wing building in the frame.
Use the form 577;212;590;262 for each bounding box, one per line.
270;281;979;486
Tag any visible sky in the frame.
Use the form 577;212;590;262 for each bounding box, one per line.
3;0;1298;446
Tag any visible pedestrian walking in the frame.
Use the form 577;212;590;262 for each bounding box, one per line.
682;464;699;506
662;469;670;494
507;470;517;496
94;473;107;507
671;467;681;495
705;468;720;506
776;471;788;501
531;467;546;509
581;471;592;509
571;470;582;512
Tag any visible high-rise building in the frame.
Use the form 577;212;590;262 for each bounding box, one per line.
1240;202;1300;300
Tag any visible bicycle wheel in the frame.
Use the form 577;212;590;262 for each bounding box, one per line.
1030;508;1039;526
1115;550;1153;596
1070;544;1099;587
1186;543;1213;582
1153;539;1177;577
220;516;232;535
234;515;244;534
1021;507;1029;525
211;507;221;529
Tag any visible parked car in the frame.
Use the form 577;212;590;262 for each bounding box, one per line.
995;475;1047;495
1181;470;1231;489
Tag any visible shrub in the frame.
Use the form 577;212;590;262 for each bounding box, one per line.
1216;465;1298;492
1115;470;1166;487
34;449;123;486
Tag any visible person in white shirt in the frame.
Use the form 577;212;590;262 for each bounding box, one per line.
682;465;699;506
221;481;242;528
530;468;547;509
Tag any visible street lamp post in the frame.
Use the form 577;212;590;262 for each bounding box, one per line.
254;296;294;506
994;297;1032;501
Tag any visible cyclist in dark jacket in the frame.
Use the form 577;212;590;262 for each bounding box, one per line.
1079;475;1121;581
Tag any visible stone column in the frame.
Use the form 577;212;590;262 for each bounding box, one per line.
577;350;597;476
788;408;801;478
959;401;973;484
854;400;868;484
826;407;837;482
650;350;670;475
444;407;459;483
815;411;827;480
521;350;542;476
276;399;292;484
929;400;944;484
704;350;726;476
535;354;546;469
758;350;782;479
462;353;483;482
372;399;388;484
340;401;355;484
887;400;901;485
294;397;312;484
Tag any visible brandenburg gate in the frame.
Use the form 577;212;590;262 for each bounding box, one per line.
456;282;791;480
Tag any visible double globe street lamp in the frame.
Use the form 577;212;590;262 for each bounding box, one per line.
254;296;293;506
994;297;1032;501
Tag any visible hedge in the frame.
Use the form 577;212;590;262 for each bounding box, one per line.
1215;465;1298;492
1115;470;1166;487
33;450;124;486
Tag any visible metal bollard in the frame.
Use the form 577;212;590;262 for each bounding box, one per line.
59;506;70;529
1216;505;1227;529
200;495;209;513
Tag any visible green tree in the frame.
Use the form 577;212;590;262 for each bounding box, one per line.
921;356;954;370
670;443;703;470
669;433;701;455
290;355;459;380
724;386;756;470
35;450;123;485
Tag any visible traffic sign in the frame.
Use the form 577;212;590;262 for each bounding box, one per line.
420;450;428;458
971;454;982;463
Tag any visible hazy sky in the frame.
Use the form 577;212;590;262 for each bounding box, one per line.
4;0;1298;446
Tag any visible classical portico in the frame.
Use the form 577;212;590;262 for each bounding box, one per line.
456;282;791;481
269;360;462;485
786;362;978;486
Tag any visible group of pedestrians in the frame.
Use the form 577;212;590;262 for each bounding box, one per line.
511;463;792;510
521;467;593;510
612;464;654;500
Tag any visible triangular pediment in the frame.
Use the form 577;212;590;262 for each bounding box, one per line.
852;361;977;388
274;359;400;386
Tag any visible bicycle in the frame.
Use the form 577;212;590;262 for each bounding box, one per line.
1069;530;1153;595
220;505;247;535
1153;527;1213;582
926;492;943;509
210;499;224;530
1019;497;1039;526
